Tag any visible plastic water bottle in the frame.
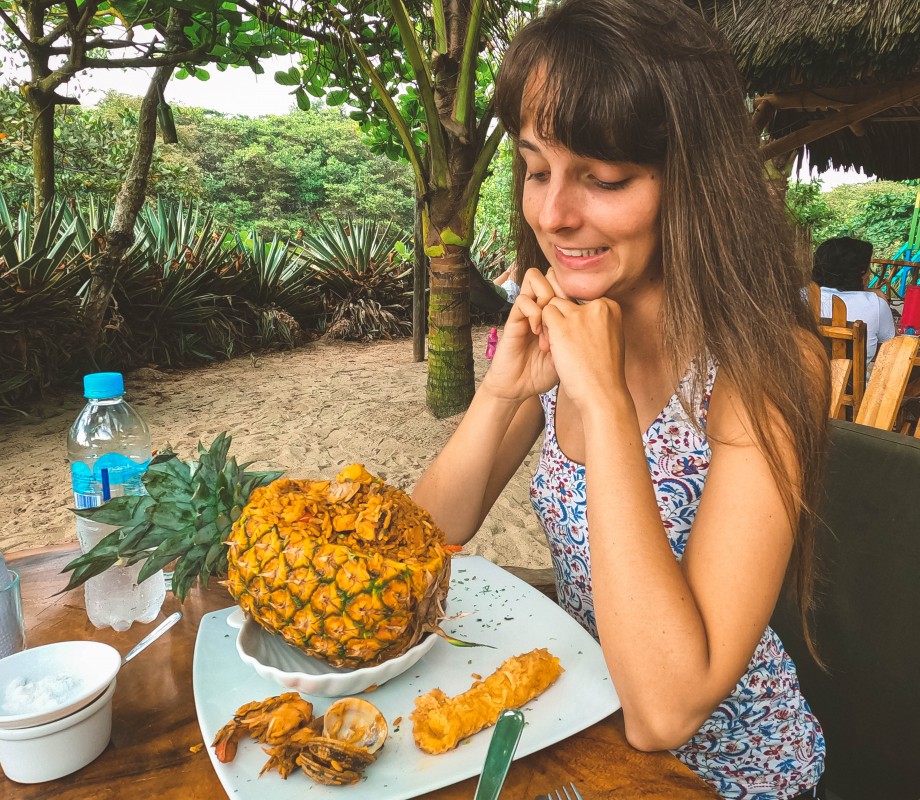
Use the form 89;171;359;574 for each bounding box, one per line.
67;372;165;631
485;327;498;360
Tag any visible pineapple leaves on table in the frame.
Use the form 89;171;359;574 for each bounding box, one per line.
61;432;284;601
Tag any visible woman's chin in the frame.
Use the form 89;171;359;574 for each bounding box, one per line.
556;277;611;303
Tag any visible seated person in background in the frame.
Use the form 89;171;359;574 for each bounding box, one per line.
813;236;896;364
493;261;523;303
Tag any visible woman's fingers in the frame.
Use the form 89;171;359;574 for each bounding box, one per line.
514;294;546;337
519;267;557;307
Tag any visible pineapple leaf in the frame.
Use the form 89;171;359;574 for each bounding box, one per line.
57;553;121;594
193;521;220;545
59;431;284;602
115;521;155;552
203;540;225;573
151;504;197;531
73;495;150;524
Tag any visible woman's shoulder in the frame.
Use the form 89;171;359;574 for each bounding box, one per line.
707;332;825;448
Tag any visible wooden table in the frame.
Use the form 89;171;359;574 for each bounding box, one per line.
3;545;718;800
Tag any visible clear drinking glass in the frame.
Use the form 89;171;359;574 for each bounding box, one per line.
0;570;25;659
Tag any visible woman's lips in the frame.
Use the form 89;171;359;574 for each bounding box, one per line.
553;245;609;270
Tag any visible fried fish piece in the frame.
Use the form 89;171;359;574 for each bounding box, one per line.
411;648;563;754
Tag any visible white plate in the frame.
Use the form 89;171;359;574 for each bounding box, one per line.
193;556;620;799
227;607;440;697
0;641;121;729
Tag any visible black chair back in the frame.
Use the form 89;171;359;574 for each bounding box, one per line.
772;420;920;799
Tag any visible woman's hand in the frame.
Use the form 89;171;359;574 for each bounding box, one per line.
480;268;561;401
539;286;629;414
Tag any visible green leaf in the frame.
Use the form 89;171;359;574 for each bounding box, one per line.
327;89;349;107
274;67;301;86
151;505;197;532
295;88;311;112
194;68;211;82
73;495;145;524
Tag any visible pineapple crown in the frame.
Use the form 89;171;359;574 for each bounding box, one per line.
62;432;284;601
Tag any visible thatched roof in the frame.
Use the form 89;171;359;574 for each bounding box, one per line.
688;0;920;179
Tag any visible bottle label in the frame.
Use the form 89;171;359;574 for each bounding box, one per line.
71;454;150;509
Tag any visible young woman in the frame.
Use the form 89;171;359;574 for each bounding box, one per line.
412;0;829;797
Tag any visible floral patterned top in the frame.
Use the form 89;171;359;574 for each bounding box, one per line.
530;361;825;799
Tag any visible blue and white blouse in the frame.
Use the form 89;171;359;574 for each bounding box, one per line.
530;361;825;799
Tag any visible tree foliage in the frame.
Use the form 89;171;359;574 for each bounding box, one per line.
787;179;918;257
0;88;416;235
0;0;286;213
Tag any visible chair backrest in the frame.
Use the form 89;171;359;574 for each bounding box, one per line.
855;335;920;432
771;420;920;800
817;313;867;420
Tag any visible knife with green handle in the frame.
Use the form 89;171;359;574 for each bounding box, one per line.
473;709;526;800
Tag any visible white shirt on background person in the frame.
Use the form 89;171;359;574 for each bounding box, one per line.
819;287;896;363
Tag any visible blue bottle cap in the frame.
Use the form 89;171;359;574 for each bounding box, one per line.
83;372;125;399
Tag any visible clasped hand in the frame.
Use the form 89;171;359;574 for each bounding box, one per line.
481;267;627;409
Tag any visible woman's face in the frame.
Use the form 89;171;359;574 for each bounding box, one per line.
518;118;663;304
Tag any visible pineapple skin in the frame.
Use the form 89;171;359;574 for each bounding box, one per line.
226;465;450;668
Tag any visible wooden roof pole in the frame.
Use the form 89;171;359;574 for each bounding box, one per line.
760;74;920;161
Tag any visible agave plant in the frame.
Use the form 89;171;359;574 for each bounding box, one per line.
0;194;88;412
99;200;247;367
298;218;412;341
232;229;324;347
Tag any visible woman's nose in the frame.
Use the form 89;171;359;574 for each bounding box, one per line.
538;178;581;232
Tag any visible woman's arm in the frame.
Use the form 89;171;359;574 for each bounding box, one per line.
586;378;796;751
414;268;560;544
412;393;544;545
538;296;805;752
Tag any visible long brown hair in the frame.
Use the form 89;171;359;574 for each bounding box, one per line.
494;0;829;658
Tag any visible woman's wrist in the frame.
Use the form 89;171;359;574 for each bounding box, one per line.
478;373;532;407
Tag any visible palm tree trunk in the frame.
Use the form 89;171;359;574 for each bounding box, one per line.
427;247;475;417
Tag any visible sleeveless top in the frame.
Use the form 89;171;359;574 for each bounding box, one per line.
530;361;825;799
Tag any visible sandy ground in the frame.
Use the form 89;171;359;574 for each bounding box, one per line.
0;327;550;570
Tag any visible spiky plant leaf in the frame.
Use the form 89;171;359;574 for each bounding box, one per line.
61;433;283;600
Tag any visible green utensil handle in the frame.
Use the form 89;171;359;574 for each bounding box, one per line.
474;708;526;800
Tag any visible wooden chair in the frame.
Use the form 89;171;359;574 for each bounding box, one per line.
855;335;920;434
813;290;868;420
771;419;920;800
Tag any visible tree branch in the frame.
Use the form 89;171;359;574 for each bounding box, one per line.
48;39;142;54
385;0;447;183
83;46;210;70
37;17;72;46
238;0;339;46
0;6;30;46
454;0;484;130
464;117;504;211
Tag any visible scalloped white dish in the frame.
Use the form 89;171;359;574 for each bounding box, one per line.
227;607;440;697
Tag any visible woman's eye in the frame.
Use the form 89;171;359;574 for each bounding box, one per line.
595;178;630;191
525;171;549;182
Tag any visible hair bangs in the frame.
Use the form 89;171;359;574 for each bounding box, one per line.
495;10;667;166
